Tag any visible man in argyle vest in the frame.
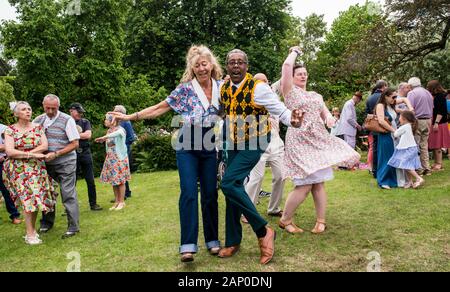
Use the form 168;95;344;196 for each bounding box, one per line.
218;49;303;265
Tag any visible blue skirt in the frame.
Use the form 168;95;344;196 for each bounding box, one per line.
388;146;421;170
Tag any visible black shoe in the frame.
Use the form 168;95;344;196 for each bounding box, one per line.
62;230;79;239
90;204;103;211
39;226;52;233
259;190;272;198
422;169;432;176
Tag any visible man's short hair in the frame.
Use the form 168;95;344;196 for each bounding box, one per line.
408;77;421;88
226;49;248;64
43;94;60;106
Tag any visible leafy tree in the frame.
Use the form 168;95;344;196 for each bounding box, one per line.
0;77;16;125
125;0;293;87
0;0;132;122
337;0;450;86
307;2;383;99
1;0;71;108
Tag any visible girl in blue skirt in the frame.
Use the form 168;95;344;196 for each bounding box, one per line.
388;111;424;189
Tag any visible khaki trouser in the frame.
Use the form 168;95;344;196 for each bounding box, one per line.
414;119;431;171
244;138;285;215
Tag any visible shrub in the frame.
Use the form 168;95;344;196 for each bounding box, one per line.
0;77;16;125
134;131;177;173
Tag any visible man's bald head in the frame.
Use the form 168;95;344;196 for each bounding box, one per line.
254;73;269;84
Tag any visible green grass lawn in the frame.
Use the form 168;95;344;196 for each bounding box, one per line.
1;159;449;272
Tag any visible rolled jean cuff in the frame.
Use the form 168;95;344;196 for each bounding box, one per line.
180;244;198;254
206;240;221;250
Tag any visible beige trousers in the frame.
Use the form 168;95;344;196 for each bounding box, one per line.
414;119;432;171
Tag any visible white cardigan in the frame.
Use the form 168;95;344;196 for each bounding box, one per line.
394;124;417;149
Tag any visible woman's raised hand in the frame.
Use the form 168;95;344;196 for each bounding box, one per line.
289;46;302;55
107;112;131;124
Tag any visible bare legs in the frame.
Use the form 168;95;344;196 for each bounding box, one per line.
281;183;327;233
24;211;38;237
110;184;126;210
432;149;443;170
24;211;42;244
406;170;424;189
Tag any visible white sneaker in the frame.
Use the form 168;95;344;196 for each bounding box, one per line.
25;235;42;245
23;233;40;239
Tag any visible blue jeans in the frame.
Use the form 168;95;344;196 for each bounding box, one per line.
176;149;220;254
125;144;132;197
0;161;21;220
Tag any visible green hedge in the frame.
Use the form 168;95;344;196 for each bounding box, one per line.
0;77;16;125
133;131;177;173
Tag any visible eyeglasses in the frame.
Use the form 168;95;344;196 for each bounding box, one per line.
227;60;247;66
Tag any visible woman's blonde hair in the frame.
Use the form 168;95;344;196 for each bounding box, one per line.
181;45;223;83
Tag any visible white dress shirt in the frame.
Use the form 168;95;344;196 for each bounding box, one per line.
335;99;359;137
226;79;292;126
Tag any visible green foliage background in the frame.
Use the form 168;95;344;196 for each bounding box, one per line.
0;1;448;173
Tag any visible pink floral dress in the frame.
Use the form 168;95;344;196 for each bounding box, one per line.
283;87;360;185
100;127;131;186
2;125;58;213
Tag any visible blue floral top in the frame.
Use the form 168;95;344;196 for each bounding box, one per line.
165;80;221;127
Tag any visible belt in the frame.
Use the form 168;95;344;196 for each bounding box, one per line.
76;148;91;154
417;118;431;120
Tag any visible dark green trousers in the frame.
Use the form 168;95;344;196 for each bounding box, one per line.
221;144;269;247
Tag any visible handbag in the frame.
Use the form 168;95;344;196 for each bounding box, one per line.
364;114;391;134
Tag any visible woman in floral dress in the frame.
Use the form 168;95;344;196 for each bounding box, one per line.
278;47;360;234
3;101;57;245
96;114;131;211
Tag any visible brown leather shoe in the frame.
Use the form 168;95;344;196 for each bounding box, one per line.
258;227;276;265
268;210;283;217
218;245;240;258
181;253;194;263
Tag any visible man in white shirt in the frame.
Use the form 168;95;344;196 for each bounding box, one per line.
335;92;363;149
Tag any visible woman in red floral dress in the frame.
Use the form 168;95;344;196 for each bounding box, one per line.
3;102;58;245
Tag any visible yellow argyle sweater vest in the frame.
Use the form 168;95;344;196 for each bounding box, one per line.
220;73;271;144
